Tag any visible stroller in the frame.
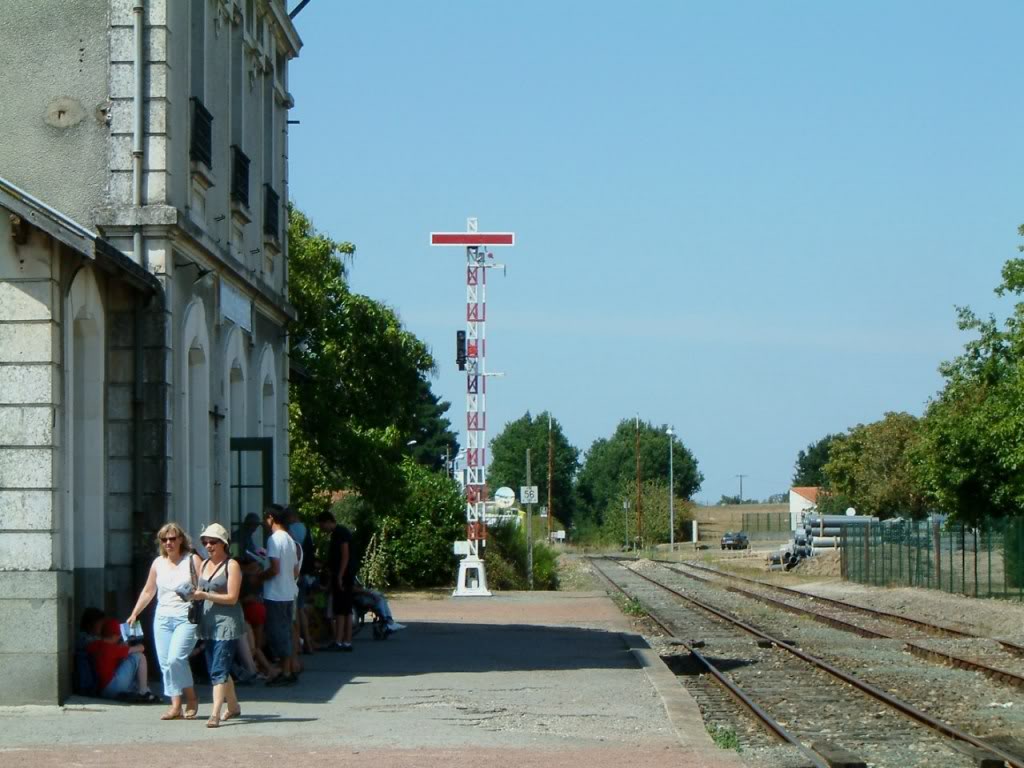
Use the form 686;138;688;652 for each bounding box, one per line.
351;581;393;641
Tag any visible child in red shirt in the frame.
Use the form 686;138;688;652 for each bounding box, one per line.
86;619;158;702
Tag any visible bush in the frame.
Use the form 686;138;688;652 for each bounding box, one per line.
483;520;559;590
482;550;525;590
385;459;464;587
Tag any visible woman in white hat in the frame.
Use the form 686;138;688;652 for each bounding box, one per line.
193;523;245;727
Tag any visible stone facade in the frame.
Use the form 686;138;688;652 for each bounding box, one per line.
0;0;300;704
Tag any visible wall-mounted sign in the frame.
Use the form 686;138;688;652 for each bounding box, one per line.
220;280;252;332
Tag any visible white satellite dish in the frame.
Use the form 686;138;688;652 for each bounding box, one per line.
845;507;857;516
494;487;516;509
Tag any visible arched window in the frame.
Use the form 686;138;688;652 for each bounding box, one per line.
222;325;248;529
64;267;105;586
180;299;211;537
257;344;277;497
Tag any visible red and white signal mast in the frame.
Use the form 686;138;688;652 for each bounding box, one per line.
431;218;514;596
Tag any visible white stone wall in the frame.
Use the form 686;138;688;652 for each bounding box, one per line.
0;212;70;704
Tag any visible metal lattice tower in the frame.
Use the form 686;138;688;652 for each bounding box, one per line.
430;219;514;595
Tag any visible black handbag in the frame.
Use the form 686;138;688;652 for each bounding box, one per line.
186;556;201;624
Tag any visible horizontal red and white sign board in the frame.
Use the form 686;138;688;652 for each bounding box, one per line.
430;232;515;246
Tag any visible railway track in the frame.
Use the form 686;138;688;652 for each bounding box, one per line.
590;557;826;767
591;556;1024;768
653;559;1024;690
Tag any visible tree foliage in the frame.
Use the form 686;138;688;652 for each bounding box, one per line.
597;479;693;547
377;458;465;587
482;521;559;590
406;378;459;473
792;434;837;488
287;206;467;587
822;412;928;519
575;419;702;531
288;206;436;510
914;252;1024;524
487;411;580;526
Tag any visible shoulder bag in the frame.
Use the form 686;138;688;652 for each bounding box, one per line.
186;556;202;624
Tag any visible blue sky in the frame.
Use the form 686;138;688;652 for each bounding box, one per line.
287;1;1023;504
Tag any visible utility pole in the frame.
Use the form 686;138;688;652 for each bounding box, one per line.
526;448;533;590
736;474;748;502
667;425;674;553
635;415;642;547
547;413;554;541
623;499;630;551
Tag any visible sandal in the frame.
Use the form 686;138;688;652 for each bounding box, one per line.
221;708;241;721
206;716;220;729
183;698;198;720
160;709;182;721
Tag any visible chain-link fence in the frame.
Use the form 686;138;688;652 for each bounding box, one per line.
841;517;1024;600
742;511;790;539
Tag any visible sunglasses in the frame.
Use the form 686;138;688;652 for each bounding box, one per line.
201;538;223;547
160;536;179;543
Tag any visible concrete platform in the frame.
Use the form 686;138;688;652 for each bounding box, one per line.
0;591;746;767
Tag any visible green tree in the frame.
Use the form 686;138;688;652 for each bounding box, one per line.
487;411;580;526
288;206;436;511
406;378;459;472
377;458;465;587
792;434;838;487
575;419;702;531
822;412;929;519
915;250;1024;523
598;479;693;547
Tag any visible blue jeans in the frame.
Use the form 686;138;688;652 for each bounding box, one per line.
101;652;142;698
153;612;197;697
204;639;239;685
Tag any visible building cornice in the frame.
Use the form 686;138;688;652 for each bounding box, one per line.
266;1;302;58
97;205;296;323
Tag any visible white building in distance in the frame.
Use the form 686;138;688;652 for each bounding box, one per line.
789;486;820;532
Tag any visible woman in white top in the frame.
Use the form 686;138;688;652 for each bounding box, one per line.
126;522;203;720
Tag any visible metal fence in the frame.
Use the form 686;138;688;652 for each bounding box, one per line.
742;511;791;534
841;517;1024;600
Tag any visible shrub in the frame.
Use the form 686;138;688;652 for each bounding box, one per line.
484;520;559;590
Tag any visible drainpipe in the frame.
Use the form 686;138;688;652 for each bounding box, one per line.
131;1;148;602
132;0;145;268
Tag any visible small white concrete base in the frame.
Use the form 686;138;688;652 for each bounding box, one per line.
452;556;491;596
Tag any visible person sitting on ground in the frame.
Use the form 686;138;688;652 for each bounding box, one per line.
86;619;159;703
74;607;106;696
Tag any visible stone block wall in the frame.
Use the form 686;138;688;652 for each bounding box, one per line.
0;221;70;704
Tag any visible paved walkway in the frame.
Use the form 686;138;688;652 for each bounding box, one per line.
0;591;745;767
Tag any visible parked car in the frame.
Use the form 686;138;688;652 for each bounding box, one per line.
720;531;749;550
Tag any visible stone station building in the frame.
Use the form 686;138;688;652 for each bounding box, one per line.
0;0;301;703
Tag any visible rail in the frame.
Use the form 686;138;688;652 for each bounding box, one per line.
594;556;1024;768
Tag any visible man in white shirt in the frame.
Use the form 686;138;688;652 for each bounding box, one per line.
260;504;299;686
